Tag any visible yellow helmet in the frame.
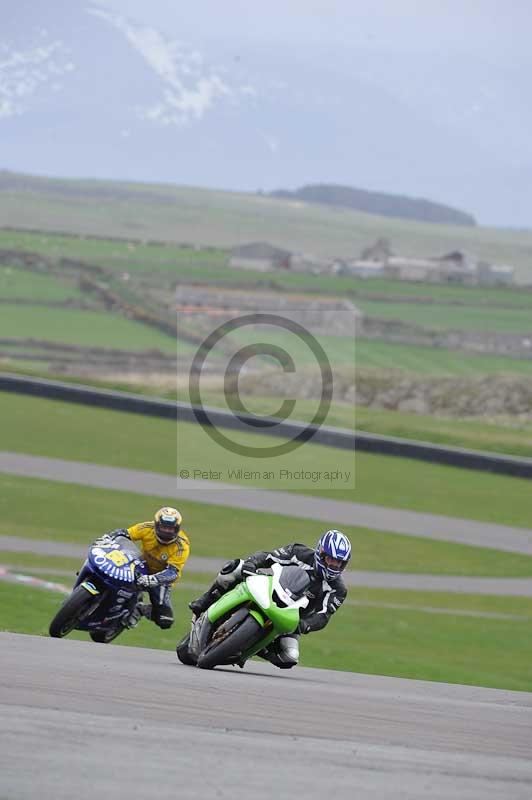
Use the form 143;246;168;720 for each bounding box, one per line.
154;506;182;544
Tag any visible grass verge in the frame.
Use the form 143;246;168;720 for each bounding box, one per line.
1;475;532;577
4;367;532;459
2;391;532;527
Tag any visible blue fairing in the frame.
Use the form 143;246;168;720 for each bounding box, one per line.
72;536;148;632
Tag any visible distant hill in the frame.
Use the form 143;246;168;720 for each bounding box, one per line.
270;184;476;227
2;169;532;281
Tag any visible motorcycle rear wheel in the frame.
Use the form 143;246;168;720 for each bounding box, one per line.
197;613;263;670
49;585;97;638
176;633;197;666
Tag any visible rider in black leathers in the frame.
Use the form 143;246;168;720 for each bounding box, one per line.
189;538;349;669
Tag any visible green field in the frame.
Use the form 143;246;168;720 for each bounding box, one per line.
2;175;532;282
181;388;532;458
2;391;532;527
6;223;532;301
230;328;355;368
0;228;226;279
2;474;530;576
0;266;84;301
0;303;176;352
352;276;532;306
356;299;532;334
356;339;532;375
0;229;229;287
3;356;531;460
5;229;532;343
5;366;532;459
4;226;532;385
7;334;532;378
5;224;532;299
185;387;532;457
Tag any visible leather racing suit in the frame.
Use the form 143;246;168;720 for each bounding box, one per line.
189;542;347;668
107;522;190;629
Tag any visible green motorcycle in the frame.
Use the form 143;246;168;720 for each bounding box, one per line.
176;563;310;670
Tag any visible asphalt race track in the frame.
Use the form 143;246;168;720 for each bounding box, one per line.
1;633;531;799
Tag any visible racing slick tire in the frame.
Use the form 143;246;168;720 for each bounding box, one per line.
49;585;97;638
197;612;263;670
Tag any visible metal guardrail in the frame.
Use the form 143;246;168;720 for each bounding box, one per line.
1;372;531;479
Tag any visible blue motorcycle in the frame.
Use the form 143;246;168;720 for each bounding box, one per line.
49;534;148;643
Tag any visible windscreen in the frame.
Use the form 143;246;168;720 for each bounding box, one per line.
278;565;310;599
112;535;142;561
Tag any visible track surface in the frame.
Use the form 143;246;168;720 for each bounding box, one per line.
1;633;531;800
2;451;532;554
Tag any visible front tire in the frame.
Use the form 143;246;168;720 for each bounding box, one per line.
197;613;263;670
49;585;98;638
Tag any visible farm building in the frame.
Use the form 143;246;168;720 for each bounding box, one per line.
343;243;516;286
229;242;292;272
336;260;387;278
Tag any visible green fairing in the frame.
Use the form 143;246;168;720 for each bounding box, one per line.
262;593;301;634
206;575;302;659
207;582;252;623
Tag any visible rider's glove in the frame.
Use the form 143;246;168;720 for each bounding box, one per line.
241;560;257;577
136;574;159;589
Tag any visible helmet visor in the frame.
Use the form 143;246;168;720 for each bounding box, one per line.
321;552;347;573
156;521;179;544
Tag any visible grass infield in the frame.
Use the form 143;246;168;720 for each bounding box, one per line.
2;391;532;527
1;474;531;577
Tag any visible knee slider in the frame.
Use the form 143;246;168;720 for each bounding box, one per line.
279;636;299;664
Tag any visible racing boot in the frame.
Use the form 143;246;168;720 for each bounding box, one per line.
257;638;299;670
137;603;152;620
125;605;142;629
188;585;222;618
125;599;151;628
188;560;243;618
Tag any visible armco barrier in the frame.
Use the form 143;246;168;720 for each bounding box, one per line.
1;372;532;479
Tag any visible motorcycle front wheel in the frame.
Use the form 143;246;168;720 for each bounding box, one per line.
197;612;263;670
49;585;98;638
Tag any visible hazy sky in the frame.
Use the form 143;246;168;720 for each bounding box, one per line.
99;0;532;59
2;0;530;224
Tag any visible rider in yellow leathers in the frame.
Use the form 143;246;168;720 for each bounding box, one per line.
95;506;189;629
